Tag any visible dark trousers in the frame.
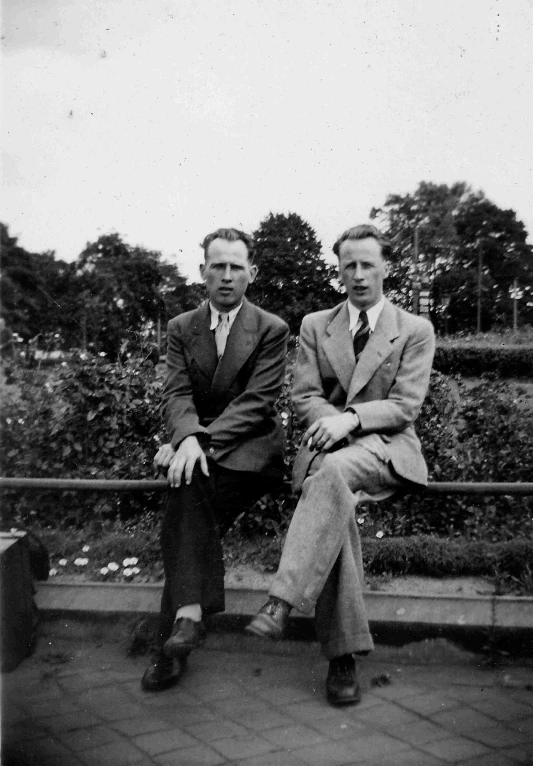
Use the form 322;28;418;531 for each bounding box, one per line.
157;463;274;646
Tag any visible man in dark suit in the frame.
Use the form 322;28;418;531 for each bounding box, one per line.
142;228;289;691
246;224;435;706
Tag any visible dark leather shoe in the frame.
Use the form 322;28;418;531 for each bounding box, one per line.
141;653;180;692
163;618;206;659
245;597;291;640
326;654;361;706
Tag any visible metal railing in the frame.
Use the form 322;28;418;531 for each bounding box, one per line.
1;477;533;495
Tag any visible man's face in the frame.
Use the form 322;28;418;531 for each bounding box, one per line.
338;237;389;310
200;238;257;312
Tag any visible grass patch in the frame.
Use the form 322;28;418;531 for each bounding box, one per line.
23;518;533;595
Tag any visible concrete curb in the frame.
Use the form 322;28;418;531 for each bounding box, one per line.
35;580;533;632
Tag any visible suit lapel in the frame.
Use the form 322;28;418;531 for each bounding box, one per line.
322;302;355;394
189;304;218;379
210;299;258;397
347;299;400;401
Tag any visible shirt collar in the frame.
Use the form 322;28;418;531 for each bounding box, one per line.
348;296;385;333
208;301;243;331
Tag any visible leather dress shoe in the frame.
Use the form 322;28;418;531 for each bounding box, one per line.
326;654;361;706
163;618;206;659
141;653;180;692
245;597;291;640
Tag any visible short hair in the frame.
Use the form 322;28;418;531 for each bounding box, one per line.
200;228;255;262
333;224;392;260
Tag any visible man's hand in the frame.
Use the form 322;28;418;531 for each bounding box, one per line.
167;435;209;488
304;413;358;453
153;443;176;476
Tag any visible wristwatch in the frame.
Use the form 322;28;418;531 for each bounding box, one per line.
345;407;361;432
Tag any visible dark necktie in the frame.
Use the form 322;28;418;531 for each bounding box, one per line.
353;310;370;364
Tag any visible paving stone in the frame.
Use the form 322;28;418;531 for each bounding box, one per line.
372;683;426;701
75;685;135;709
417;735;490;762
2;719;49;744
59;724;123;751
112;714;173;736
97;702;151;721
292;739;364;765
133;727;199;755
210;732;276;760
2;735;76;764
306;716;375;740
79;739;148;765
233;706;296;731
233;752;310;766
357;751;446;766
430;705;499;733
158;705;219;727
254;684;315;705
499;742;533;762
466;723;530;748
470;697;533;722
57;671;115;693
354;700;421;727
386;718;451;746
457;753;520;766
154;743;226;764
184;717;250;742
39;710;102;733
283;698;347;722
509;715;533;736
396;691;461;716
343;732;412;760
259;723;326;748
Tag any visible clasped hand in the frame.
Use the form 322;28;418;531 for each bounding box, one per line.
153;436;209;487
303;413;355;453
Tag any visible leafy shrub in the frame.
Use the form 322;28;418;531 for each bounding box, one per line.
1;350;532;544
433;344;533;377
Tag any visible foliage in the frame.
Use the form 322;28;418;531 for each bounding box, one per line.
370;182;533;332
0;350;167;527
248;213;340;333
0;223;202;359
1;354;532;545
434;344;533;377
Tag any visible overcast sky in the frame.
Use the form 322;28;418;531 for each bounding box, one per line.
3;0;533;281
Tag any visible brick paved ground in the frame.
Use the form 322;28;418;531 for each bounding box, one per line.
2;630;533;765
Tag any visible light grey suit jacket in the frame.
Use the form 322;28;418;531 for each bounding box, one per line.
163;298;289;477
291;299;435;491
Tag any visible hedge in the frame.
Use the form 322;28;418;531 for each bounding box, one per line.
433;344;533;377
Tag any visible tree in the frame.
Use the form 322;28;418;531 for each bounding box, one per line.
248;213;340;333
371;183;533;332
75;234;201;358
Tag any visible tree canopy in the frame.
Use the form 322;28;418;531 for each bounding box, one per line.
248;212;340;333
371;182;533;332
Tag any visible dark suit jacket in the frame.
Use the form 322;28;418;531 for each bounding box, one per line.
163;298;289;477
292;299;435;491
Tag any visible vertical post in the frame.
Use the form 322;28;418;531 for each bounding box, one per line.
412;225;420;314
157;317;162;352
476;244;483;334
513;279;518;331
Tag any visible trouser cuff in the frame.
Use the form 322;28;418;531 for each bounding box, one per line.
269;582;315;615
321;632;374;660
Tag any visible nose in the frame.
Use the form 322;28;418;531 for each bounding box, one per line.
222;265;232;281
353;264;364;281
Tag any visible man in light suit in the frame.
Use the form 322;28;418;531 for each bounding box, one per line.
142;228;289;692
246;224;435;706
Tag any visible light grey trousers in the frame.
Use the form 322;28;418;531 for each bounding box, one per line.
270;435;402;659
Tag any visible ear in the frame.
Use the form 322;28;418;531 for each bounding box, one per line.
383;260;390;279
199;262;206;281
249;264;258;283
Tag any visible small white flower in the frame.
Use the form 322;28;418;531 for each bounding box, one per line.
6;418;12;425
18;418;24;424
129;557;138;565
376;531;384;539
100;567;109;575
61;362;67;367
107;562;119;571
123;568;133;577
123;558;131;567
49;568;58;576
131;567;140;575
357;517;365;524
82;545;90;552
99;352;106;357
58;558;68;566
74;557;88;566
10;527;18;535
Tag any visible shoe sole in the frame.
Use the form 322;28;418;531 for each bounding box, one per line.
244;615;284;641
163;638;205;659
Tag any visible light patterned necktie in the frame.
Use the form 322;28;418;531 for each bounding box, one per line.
353;310;370;364
215;312;231;359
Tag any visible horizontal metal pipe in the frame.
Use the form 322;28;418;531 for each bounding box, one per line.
1;477;533;495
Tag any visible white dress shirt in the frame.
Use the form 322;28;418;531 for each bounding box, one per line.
347;296;385;337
